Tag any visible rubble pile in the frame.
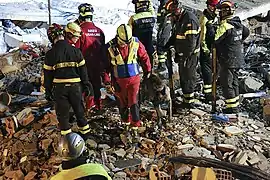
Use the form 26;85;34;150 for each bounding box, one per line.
1;98;270;179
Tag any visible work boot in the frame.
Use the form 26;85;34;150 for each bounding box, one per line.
157;62;168;72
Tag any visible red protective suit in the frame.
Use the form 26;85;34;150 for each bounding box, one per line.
104;38;151;127
75;21;105;110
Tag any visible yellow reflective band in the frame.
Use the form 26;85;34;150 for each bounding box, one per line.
226;102;240;108
79;124;90;130
53;78;81;83
183;93;194;98
158;55;166;59
184;29;200;36
80;12;93;17
131;127;138;130
78;59;86;67
61;129;72;135
43;64;54;70
204;89;212;93
166;20;171;23
225;96;240;103
79;129;91;134
157;13;161;16
176;35;186;39
132;11;154;21
203;84;212;89
184;99;196;103
165;1;173;10
215;21;234;41
54;62;77;69
194;48;200;54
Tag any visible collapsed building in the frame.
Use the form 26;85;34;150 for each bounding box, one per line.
0;0;270;179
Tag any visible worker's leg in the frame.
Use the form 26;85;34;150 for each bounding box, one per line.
220;67;239;113
127;75;141;127
69;83;90;135
200;51;212;99
114;78;130;124
54;84;72;135
179;54;198;106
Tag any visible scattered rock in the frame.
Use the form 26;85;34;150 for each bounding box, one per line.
217;144;237;152
98;144;111;150
114;148;126;158
224;126;243;136
114;172;127;180
86;139;98;149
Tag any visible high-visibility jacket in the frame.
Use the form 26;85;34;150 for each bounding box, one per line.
199;9;218;54
215;16;250;68
43;40;89;91
104;37;151;82
108;37;140;78
174;10;201;57
50;163;112;180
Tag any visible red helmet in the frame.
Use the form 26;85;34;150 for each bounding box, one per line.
206;0;219;6
47;23;64;43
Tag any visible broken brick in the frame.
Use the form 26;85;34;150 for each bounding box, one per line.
40;139;53;151
5;170;24;180
24;171;37;180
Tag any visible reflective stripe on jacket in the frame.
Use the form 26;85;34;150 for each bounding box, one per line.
214;16;250;68
128;11;156;34
174;10;201;57
108;37;140;78
50;163;112;180
43;40;89;90
199;9;218;54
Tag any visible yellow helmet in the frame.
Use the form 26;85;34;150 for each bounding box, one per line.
65;22;81;37
116;24;132;44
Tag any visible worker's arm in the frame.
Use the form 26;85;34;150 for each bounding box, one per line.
102;44;112;84
43;51;54;92
182;19;200;56
137;40;152;73
76;49;89;86
199;16;210;54
242;25;250;41
214;21;233;44
158;16;173;48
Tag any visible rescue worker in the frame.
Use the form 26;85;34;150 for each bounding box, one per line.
51;132;111;180
128;0;156;68
167;0;201;108
65;22;82;46
156;0;172;71
199;0;219;102
44;23;92;140
215;0;249;114
104;24;151;129
76;3;106;112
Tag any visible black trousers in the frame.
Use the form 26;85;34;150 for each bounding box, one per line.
220;67;240;110
200;51;212;94
54;83;88;134
177;54;198;103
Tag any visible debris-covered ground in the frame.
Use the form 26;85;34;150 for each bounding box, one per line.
0;33;270;179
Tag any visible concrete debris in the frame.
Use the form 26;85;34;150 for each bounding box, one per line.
240;76;264;93
224;126;244;136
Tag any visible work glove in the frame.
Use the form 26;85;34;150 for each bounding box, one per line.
143;72;151;80
83;83;94;97
45;90;54;101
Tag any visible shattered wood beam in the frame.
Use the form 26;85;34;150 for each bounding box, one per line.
169;156;270;180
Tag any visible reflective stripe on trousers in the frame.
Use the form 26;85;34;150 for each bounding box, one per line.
225;96;240;108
